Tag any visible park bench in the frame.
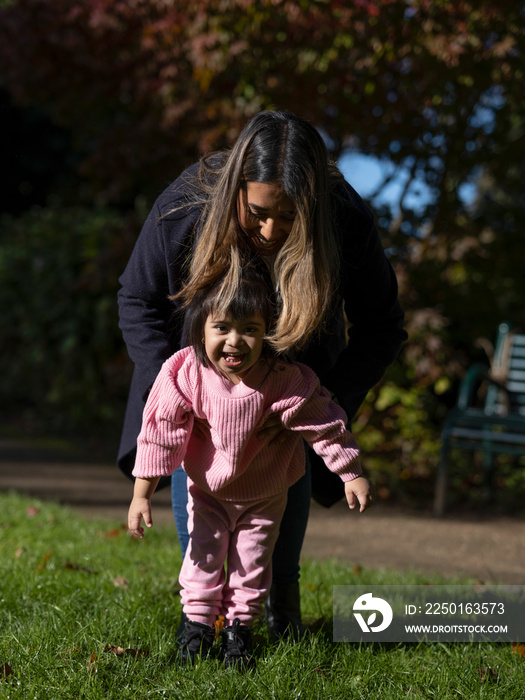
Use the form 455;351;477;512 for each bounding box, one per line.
433;322;525;515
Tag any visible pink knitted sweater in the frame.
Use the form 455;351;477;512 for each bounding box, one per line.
133;346;362;502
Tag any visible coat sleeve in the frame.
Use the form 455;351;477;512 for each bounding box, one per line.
117;166;201;401
321;180;408;420
132;353;195;478
278;364;362;482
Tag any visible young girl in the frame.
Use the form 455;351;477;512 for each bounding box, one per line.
128;267;373;669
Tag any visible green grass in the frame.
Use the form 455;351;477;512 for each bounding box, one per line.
1;491;524;699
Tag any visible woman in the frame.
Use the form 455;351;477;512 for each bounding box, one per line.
117;109;407;639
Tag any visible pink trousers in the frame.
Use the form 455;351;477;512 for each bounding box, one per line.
179;480;288;627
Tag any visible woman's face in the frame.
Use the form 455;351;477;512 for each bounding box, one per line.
237;182;296;256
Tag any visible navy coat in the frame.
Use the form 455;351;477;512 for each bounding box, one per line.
117;162;407;505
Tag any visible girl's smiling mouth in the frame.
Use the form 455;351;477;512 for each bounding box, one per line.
223;352;246;366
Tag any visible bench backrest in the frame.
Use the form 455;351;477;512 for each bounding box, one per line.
486;322;525;417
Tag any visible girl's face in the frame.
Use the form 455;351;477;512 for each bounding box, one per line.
203;312;267;384
237;182;296;256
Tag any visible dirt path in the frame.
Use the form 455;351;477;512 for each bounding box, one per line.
1;439;524;584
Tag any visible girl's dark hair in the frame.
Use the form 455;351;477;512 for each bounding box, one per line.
183;263;278;367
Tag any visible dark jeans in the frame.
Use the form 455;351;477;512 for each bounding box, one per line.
170;445;312;583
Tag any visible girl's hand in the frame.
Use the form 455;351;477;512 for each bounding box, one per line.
257;414;289;445
128;497;153;538
344;477;374;513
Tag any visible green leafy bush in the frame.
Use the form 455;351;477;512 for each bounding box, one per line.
0;206;137;434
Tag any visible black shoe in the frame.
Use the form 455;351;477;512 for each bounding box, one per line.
221;618;254;670
176;620;215;664
175;611;189;641
265;581;304;642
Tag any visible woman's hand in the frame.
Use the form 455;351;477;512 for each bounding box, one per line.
344;476;374;513
257;414;289;445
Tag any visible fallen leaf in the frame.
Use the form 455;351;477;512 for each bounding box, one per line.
104;644;126;656
512;643;525;657
100;525;128;539
478;667;498;682
35;550;52;572
1;663;14;683
64;646;81;656
353;564;362;576
126;648;150;658
113;576;129;589
15;548;25;559
103;644;149;658
63;561;97;574
105;529;123;538
87;652;98;674
214;615;225;640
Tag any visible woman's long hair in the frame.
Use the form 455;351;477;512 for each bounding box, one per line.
174;110;343;354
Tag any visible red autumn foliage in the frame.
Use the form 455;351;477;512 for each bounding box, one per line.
0;1;523;498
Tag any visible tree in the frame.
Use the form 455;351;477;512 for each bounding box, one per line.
1;0;523;498
1;1;522;210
